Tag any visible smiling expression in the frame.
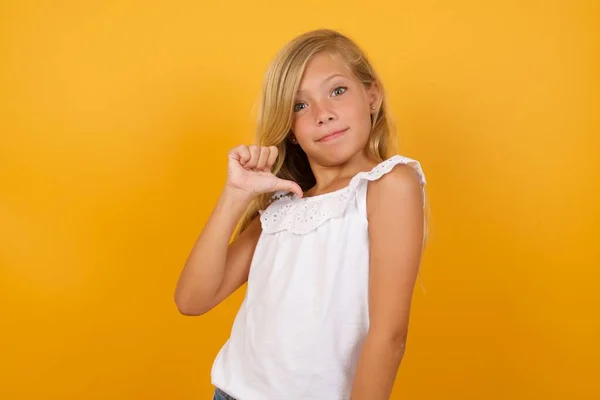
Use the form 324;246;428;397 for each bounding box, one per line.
291;52;380;164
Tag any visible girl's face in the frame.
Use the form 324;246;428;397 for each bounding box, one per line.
291;52;380;165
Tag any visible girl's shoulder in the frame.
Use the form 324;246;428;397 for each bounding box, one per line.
258;154;426;235
352;154;426;188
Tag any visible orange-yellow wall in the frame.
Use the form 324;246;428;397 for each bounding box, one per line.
1;1;598;399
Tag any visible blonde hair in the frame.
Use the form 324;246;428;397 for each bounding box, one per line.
233;29;401;240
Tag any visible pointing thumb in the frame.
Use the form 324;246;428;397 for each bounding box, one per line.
273;178;303;199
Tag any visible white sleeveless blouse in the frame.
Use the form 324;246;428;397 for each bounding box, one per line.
211;155;427;400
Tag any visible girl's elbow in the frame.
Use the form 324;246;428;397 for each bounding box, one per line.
174;291;210;316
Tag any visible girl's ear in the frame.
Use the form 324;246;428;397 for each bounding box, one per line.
367;81;382;112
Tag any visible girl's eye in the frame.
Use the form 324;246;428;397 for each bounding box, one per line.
293;87;346;112
293;103;307;112
332;86;347;96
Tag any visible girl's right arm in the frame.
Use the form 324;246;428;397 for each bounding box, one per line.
174;145;303;316
174;187;260;316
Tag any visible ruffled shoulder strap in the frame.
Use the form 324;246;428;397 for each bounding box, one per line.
348;155;426;190
259;155;426;234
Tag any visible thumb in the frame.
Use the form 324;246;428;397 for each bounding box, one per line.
273;178;304;199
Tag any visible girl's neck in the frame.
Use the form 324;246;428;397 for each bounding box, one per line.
303;150;379;198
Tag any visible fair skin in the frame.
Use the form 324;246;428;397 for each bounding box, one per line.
350;165;424;399
291;51;382;195
175;51;424;399
174;146;300;316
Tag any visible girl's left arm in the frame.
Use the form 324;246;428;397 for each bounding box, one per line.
350;164;426;400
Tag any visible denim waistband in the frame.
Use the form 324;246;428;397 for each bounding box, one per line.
214;387;236;400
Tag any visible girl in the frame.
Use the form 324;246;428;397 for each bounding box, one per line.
175;29;428;400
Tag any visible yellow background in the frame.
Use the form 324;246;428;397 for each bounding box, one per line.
1;1;598;399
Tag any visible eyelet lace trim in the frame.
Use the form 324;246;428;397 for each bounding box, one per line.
258;155;426;234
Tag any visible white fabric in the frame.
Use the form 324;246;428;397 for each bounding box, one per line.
211;155;426;400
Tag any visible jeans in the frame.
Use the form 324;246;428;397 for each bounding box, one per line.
213;387;236;400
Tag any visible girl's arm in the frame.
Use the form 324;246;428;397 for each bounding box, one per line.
174;188;261;316
174;144;301;316
350;163;425;400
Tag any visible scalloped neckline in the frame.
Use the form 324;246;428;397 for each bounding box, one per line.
296;184;351;202
290;155;402;202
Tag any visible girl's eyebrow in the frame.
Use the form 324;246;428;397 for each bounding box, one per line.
297;73;345;95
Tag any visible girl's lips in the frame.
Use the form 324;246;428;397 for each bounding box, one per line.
319;128;348;142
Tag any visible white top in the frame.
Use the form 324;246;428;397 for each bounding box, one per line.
211;155;427;400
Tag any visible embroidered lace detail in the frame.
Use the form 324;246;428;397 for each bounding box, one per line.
258;155;426;234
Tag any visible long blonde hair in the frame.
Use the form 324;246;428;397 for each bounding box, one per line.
233;29;400;240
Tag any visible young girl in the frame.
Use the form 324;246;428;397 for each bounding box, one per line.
175;29;428;400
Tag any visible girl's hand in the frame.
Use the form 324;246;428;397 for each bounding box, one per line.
225;145;303;200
